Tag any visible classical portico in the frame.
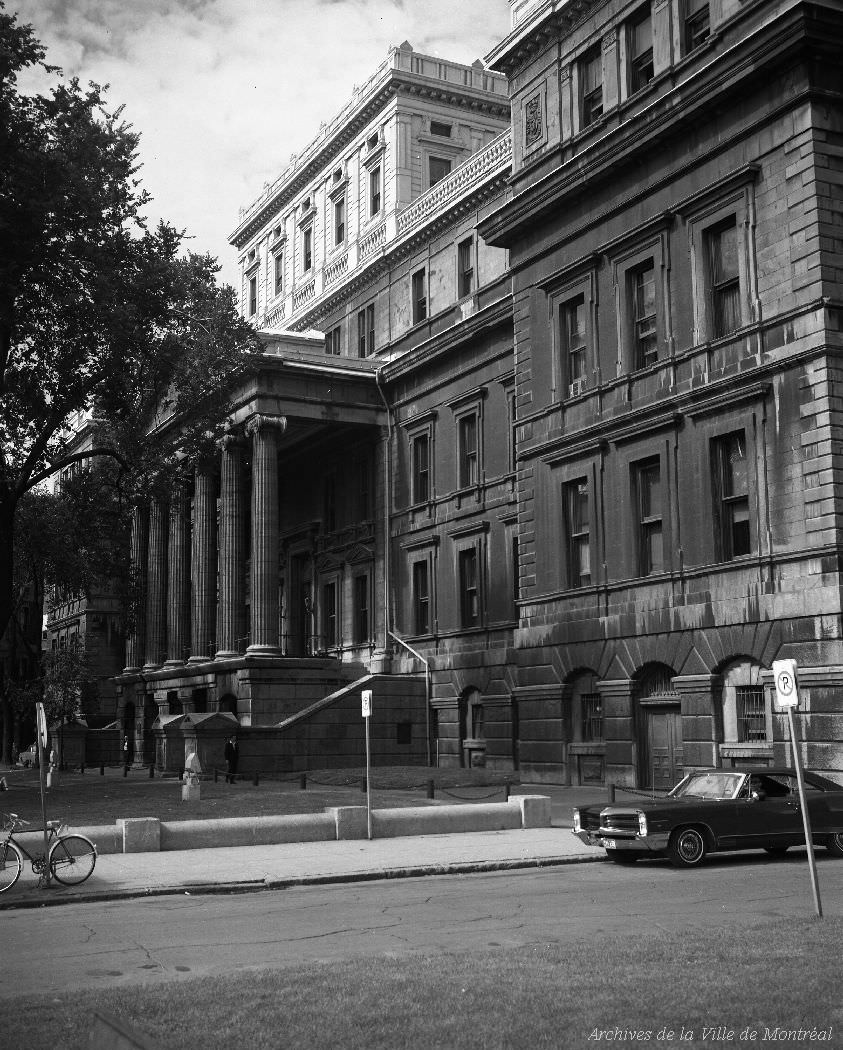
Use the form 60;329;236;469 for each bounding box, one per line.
115;332;386;763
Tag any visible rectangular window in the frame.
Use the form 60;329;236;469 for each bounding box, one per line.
431;120;452;137
511;534;519;618
582;694;603;741
713;431;751;559
564;478;591;588
628;7;654;93
274;254;284;297
509;391;518;472
357;309;367;358
580;47;603;127
412;268;427;324
630;260;658;368
303;227;313;272
412;560;430;635
736;686;767;742
334;197;345;245
325;325;342;356
707;218;741;338
370;165;381;215
561;296;587;392
684;0;711;52
458;414;478;488
322;582;338;648
635;458;663;576
458;238;474;298
366;303;375;356
458;547;480;628
412;433;430;504
248;276;257;317
429;156;452;187
353;575;369;644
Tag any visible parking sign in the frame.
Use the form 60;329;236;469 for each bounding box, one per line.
361;689;372;717
772;659;800;710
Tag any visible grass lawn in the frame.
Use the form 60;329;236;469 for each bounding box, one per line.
0;765;517;828
3;917;840;1050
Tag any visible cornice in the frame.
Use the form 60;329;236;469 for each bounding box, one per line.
231;74;510;251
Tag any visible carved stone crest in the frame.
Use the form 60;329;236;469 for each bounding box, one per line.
524;94;543;148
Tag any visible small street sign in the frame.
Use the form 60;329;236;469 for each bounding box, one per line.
36;702;48;748
772;658;800;710
361;689;372;718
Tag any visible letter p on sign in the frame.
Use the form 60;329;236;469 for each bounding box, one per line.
361;689;372;718
772;658;800;710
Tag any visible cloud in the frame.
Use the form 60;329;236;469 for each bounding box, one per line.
12;0;512;287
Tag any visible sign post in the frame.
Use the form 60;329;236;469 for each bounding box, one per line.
361;689;373;840
35;702;51;887
771;659;822;918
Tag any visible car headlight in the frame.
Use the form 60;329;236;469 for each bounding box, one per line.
638;812;648;836
572;809;582;833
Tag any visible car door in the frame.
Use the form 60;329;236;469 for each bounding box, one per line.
735;774;802;849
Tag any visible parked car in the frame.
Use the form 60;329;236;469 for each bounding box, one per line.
572;768;843;867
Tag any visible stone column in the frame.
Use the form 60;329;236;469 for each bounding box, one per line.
189;462;218;663
144;497;168;669
124;503;148;673
164;486;190;667
246;414;286;657
216;431;247;657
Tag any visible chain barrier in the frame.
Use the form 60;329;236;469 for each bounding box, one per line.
437;786;509;802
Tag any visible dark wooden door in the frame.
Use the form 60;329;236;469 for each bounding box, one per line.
646;707;684;791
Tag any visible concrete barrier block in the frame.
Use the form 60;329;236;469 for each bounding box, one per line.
59;825;122;855
373;802;521;838
158;813;335;851
329;806;368;840
509;794;551;828
118;818;161;853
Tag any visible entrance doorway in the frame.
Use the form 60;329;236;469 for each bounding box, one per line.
634;663;683;789
289;553;313;656
643;705;684;791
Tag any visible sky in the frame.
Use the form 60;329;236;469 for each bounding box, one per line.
12;0;514;290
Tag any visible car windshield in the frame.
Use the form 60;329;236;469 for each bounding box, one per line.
669;771;744;800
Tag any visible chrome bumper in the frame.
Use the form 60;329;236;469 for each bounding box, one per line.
573;829;670;853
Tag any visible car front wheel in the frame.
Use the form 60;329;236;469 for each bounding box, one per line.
668;827;707;868
826;833;843;858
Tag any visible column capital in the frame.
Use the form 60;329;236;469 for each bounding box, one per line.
245;413;287;439
217;429;248;453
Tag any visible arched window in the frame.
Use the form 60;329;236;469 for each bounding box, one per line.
719;659;772;763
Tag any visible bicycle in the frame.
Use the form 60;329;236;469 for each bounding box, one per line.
0;812;97;893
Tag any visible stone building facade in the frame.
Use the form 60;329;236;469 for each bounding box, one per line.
481;0;843;785
112;3;843;786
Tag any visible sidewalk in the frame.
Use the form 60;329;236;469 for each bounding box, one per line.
0;784;609;909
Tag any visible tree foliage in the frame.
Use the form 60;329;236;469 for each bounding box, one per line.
0;3;262;759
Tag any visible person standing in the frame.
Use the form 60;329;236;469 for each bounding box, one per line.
224;735;238;784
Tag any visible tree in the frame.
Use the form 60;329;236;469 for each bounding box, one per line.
0;5;262;761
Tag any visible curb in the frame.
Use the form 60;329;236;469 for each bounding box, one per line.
0;851;605;910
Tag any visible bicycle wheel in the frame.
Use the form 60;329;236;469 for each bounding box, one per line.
0;841;23;893
49;834;96;886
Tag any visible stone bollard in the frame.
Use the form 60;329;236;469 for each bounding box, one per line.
427;779;435;799
299;772;307;790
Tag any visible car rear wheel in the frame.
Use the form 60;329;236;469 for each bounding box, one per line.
826;833;843;858
668;827;707;868
764;846;789;857
608;852;638;865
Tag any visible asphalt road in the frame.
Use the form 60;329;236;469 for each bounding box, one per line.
3;851;841;1001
